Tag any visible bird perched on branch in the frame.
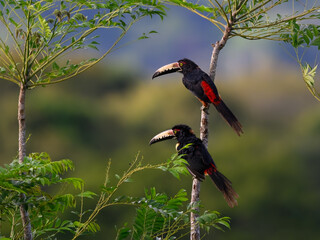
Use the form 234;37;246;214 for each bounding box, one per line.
149;124;238;207
152;58;243;136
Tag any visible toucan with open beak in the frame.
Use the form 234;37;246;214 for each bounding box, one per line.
152;58;243;136
150;124;239;207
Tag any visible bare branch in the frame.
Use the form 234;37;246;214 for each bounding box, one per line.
236;0;274;22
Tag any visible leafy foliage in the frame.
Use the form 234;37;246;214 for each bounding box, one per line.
116;188;230;240
0;0;166;87
301;63;319;101
163;0;320;100
70;153;230;239
71;152;190;239
283;20;320;49
282;19;320;101
157;144;191;180
165;0;320;40
0;152;86;239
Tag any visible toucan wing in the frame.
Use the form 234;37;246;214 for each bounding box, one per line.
183;140;215;181
200;74;221;105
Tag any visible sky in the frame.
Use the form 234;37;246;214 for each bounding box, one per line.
0;1;318;81
100;3;318;80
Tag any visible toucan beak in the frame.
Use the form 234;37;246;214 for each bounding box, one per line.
152;62;181;79
149;129;175;145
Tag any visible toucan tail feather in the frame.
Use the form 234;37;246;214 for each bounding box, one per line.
208;169;239;208
214;100;243;136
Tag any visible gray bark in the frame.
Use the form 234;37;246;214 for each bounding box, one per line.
18;84;33;240
190;22;232;239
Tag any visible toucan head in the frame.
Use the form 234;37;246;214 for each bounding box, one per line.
149;124;195;145
152;58;199;79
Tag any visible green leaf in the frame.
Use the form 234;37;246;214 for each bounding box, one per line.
313;25;319;36
77;191;97;199
52;62;60;71
116;223;131;240
88;43;99;51
306;28;313;39
101;185;117;194
38;15;52;40
312;37;320;49
87;222;101;233
9;17;19;27
73;13;87;22
303;34;310;45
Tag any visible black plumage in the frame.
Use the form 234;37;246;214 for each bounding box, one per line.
150;124;239;207
152;58;243;136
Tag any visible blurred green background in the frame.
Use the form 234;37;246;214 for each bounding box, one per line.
1;5;320;240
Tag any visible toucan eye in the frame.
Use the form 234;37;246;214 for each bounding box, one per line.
179;62;184;67
174;129;180;134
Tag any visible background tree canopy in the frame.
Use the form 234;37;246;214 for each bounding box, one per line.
1;63;319;240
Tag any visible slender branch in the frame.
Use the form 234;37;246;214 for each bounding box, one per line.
72;156;172;239
207;0;218;9
200;106;210;148
236;0;273;22
235;0;282;25
234;6;320;30
233;0;249;15
0;38;21;80
209;23;232;81
183;7;226;32
28;7;124;82
213;0;229;22
29;18;136;87
227;0;233;18
0;3;24;58
190;178;201;240
165;1;225;32
0;74;20;85
23;8;32;84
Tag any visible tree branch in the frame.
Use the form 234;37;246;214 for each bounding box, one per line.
190;13;234;238
190;178;201;240
209;23;232;82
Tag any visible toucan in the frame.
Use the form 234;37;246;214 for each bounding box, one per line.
152;58;243;136
150;124;239;207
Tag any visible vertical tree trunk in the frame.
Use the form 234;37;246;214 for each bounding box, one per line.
18;84;26;164
190;24;231;238
190;105;210;240
18;83;33;240
190;178;201;240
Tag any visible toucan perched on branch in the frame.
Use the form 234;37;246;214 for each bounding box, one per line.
150;124;238;207
152;58;243;136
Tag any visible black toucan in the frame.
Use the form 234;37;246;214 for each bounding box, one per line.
150;124;239;207
152;58;243;136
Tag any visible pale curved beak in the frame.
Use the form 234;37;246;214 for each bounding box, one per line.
149;129;175;145
152;62;181;79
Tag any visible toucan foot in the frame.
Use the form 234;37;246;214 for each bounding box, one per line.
201;104;210;113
